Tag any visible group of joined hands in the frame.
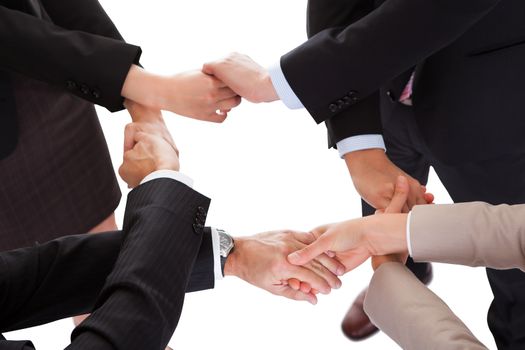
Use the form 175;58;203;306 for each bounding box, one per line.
117;53;434;305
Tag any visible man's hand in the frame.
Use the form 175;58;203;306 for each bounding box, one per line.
124;101;176;152
119;124;180;188
203;52;279;103
224;230;345;305
288;176;411;274
344;149;433;211
122;65;241;123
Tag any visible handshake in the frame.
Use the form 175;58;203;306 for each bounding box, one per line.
118;102;412;305
120;53;277;124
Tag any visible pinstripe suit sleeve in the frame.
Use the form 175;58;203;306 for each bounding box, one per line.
66;178;211;350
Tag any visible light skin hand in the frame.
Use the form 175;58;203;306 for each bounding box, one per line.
344;149;433;212
224;230;345;305
124;101;176;153
202;52;279;104
118;123;180;188
288;176;411;274
122;65;241;123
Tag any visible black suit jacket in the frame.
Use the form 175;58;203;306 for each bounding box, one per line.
282;0;525;165
0;178;215;349
0;0;141;158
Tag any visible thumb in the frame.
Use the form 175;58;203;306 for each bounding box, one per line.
288;237;330;266
202;63;215;75
385;175;409;214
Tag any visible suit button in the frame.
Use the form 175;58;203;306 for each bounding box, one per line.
197;206;206;214
193;223;204;235
329;103;338;113
80;84;90;95
343;96;351;105
386;90;396;103
348;90;359;102
66;80;77;90
92;89;101;99
337;99;345;108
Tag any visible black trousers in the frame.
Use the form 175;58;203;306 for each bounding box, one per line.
362;99;525;349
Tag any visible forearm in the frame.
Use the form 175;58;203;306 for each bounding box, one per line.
41;0;124;40
364;262;487;350
121;65;170;111
410;202;525;271
0;232;123;332
0;5;140;111
282;0;501;124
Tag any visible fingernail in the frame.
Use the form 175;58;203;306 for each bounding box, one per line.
288;252;299;262
337;267;345;276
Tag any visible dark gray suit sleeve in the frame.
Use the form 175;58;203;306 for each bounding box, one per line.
282;0;501;127
67;178;212;350
0;178;214;349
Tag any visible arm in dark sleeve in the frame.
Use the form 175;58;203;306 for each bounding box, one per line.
306;0;382;145
0;188;214;337
282;0;501;125
68;179;212;350
0;5;140;111
40;0;125;40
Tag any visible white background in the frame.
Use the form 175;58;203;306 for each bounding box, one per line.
6;1;497;349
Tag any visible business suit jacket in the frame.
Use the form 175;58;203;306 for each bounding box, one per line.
281;0;525;165
0;178;216;349
363;202;525;349
0;0;141;158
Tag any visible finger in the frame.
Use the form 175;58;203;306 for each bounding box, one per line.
291;231;317;245
308;260;342;289
309;224;331;240
216;87;238;100
123;123;138;152
375;209;385;215
280;287;318;305
204;111;228;123
325;250;336;258
385;175;409;214
299;281;312;294
287;236;331;266
290;266;331;295
424;192;435;204
202;62;216;76
216;96;242;111
287;278;301;291
210;75;227;88
315;252;346;276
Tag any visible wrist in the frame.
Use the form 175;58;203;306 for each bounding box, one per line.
223;236;246;278
364;214;409;256
262;73;279;103
122;65;166;110
344;148;388;176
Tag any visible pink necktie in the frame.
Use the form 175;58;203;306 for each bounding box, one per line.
399;72;415;105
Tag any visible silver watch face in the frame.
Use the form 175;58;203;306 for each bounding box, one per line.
218;229;234;257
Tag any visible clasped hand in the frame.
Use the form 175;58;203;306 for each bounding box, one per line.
288;176;416;274
117;103;345;305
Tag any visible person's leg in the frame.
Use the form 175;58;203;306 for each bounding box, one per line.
430;153;525;349
342;103;432;340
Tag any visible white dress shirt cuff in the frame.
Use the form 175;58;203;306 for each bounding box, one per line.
268;63;304;109
336;135;386;158
210;228;223;280
406;211;414;257
140;169;194;188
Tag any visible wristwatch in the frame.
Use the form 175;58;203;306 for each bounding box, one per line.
217;229;234;275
